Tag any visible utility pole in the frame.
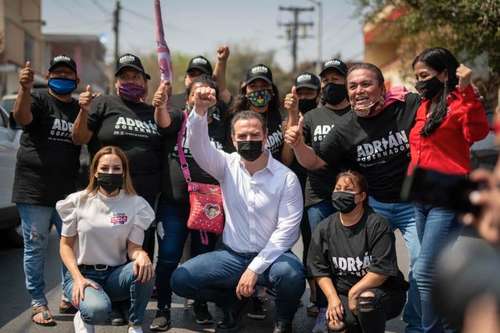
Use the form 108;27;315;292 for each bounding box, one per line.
113;0;121;65
278;6;314;72
307;0;322;73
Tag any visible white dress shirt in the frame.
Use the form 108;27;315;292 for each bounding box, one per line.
187;110;303;274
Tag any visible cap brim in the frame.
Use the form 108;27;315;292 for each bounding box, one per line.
49;63;77;74
245;75;272;86
296;83;320;90
115;65;151;80
319;66;346;77
187;65;212;75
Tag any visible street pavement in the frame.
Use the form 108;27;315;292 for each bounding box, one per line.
0;229;408;333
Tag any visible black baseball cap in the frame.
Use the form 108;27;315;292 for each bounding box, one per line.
319;58;348;77
244;64;273;86
186;56;213;76
115;53;151;80
49;54;77;74
295;72;321;91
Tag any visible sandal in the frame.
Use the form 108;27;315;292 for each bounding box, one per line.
32;305;56;326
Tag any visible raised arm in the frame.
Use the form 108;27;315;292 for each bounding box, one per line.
187;86;227;181
285;116;327;170
72;85;95;145
281;86;300;166
13;61;34;126
213;46;232;104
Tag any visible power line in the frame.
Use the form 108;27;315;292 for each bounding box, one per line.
89;0;111;15
278;5;315;72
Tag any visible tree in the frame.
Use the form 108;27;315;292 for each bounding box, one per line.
352;0;500;110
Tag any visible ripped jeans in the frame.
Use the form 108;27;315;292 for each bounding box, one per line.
17;204;68;307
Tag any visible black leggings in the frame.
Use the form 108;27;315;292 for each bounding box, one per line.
337;288;406;333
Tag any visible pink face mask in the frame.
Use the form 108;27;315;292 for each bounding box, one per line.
118;82;146;103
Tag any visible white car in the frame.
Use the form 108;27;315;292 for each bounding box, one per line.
0;105;23;246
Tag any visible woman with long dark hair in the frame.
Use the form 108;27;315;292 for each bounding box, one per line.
410;47;489;333
231;64;291;164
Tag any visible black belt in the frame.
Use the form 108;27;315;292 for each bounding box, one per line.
78;264;111;271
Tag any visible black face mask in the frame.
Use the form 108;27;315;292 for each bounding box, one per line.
298;98;318;113
322;83;347;106
415;76;444;100
331;191;357;213
237;140;263;162
96;173;123;193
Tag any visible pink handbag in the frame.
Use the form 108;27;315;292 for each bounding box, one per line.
177;112;224;244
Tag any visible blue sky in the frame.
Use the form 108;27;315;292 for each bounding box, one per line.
42;0;364;71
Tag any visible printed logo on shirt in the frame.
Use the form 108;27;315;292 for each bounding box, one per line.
266;127;283;155
356;130;410;165
113;116;160;138
331;252;372;277
312;124;335;142
110;212;128;225
49;118;74;143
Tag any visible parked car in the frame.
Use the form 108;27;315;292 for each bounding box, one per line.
0;105;22;247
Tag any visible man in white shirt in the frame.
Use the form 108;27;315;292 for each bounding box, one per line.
171;87;305;333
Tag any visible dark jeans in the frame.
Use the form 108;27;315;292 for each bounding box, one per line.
307;200;336;308
338;288;406;333
155;199;217;310
171;246;306;322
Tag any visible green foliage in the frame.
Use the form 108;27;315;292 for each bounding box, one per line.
352;0;499;107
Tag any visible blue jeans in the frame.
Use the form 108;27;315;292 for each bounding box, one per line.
155;201;217;310
368;197;422;333
414;204;461;333
63;262;153;325
171;247;306;322
17;203;68;307
307;200;336;308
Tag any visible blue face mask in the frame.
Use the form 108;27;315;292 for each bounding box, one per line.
48;78;77;95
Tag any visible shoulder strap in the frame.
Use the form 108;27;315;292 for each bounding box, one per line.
176;111;191;182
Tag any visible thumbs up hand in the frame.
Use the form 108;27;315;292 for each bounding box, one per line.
284;114;305;148
152;80;171;109
79;85;94;112
19;61;34;91
284;86;299;114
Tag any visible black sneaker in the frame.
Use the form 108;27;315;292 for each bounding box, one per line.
273;321;293;333
110;306;126;326
247;297;267;320
193;301;214;325
149;309;171;332
216;299;248;333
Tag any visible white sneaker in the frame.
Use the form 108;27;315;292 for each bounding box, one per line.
73;311;95;333
128;326;143;333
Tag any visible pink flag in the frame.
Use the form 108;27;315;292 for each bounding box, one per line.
154;0;173;82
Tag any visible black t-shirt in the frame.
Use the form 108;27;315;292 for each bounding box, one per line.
319;94;420;202
161;108;230;205
169;92;187;112
307;208;405;295
12;90;81;206
303;106;351;207
87;95;162;202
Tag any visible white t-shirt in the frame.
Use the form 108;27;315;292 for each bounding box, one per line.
57;190;155;266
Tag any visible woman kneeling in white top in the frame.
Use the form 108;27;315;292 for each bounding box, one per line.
57;146;155;333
